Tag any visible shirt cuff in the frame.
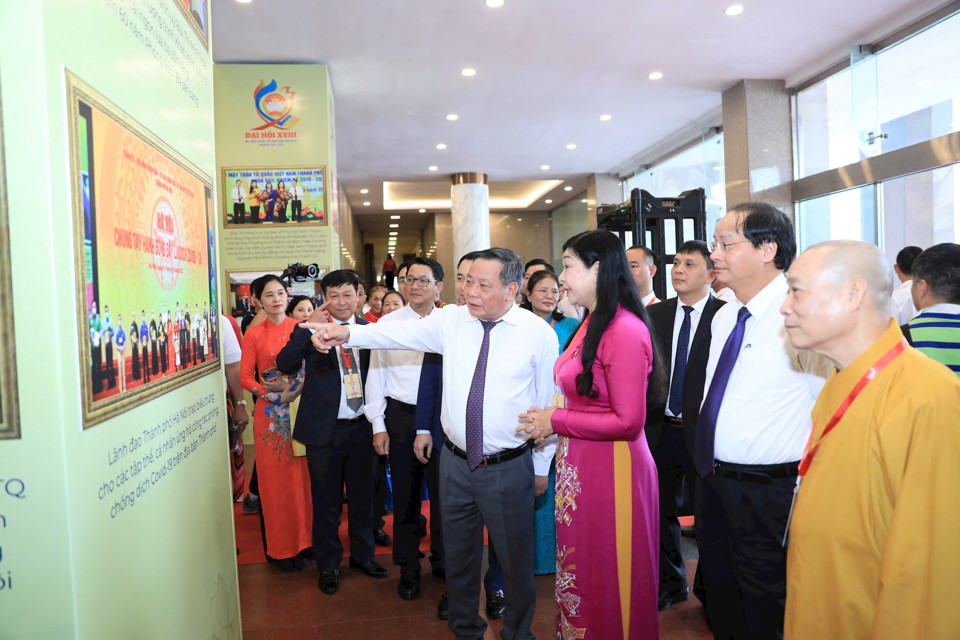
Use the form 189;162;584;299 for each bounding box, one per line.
370;417;386;434
415;430;431;436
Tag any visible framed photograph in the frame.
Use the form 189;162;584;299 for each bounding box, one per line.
225;267;328;322
222;166;327;228
66;71;220;428
171;0;209;50
0;79;20;439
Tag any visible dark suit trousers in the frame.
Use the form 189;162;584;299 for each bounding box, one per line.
233;202;245;223
696;469;793;640
425;433;445;573
372;453;388;529
386;398;426;571
306;419;377;571
653;424;691;598
439;447;535;640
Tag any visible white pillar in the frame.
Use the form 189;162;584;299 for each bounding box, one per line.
451;172;490;261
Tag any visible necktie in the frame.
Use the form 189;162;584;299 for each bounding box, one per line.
668;305;693;417
694;306;751;478
465;320;499;469
339;323;363;412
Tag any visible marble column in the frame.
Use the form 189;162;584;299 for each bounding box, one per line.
450;172;490;261
721;79;794;217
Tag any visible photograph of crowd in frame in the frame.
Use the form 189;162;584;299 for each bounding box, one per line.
0;82;20;440
222;166;328;228
171;0;209;50
226;267;328;323
67;71;220;429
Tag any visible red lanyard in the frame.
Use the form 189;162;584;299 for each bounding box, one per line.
798;339;907;477
339;346;354;372
554;316;590;385
550;317;556;329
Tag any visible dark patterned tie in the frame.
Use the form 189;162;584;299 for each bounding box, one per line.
694;306;751;478
668;305;693;417
339;323;363;412
465;320;499;469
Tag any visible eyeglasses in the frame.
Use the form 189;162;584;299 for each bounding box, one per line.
400;276;437;287
709;240;750;253
532;287;560;297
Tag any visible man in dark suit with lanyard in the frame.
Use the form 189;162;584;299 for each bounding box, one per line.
645;240;725;611
277;269;389;594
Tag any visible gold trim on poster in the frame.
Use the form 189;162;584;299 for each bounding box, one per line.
220;166;329;229
66;71;220;429
170;0;210;51
0;74;20;439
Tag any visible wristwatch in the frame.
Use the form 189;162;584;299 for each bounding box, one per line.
236;400;247;406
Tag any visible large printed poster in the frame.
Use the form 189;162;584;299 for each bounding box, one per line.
67;72;219;428
0;81;19;439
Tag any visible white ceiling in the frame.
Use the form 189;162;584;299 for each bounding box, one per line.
211;0;933;258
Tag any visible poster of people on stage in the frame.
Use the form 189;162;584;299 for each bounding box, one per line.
67;73;219;428
222;166;327;227
0;86;19;439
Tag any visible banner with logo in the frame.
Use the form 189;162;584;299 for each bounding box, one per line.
68;73;219;428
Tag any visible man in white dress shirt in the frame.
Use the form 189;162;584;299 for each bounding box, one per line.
289;178;305;222
366;257;444;601
627;244;660;306
891;245;921;325
696;202;831;640
304;248;557;640
230;179;246;224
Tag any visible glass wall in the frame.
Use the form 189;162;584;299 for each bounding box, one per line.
794;12;960;179
880;163;960;264
622;131;726;240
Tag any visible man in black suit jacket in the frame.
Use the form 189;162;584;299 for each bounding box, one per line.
645;240;726;611
277;269;389;595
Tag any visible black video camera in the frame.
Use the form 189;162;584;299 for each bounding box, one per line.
281;262;320;288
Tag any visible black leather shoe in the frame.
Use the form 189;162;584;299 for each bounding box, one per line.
431;566;446;580
437;593;449;620
349;558;390;578
319;569;339;594
398;571;421;600
658;588;689;611
485;589;505;620
373;528;392;546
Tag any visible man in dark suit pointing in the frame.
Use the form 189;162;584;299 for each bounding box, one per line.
277;269;389;595
645;240;725;611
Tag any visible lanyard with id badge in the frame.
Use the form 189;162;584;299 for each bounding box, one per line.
339;346;363;401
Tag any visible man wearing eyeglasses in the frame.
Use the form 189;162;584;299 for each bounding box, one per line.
365;257;445;601
696;203;831;639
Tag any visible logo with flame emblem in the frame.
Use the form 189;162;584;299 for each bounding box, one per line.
252;79;300;131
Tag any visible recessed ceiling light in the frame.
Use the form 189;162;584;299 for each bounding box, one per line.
565;143;577;150
581;199;588;203
461;68;477;77
236;0;252;4
419;208;427;213
648;71;664;80
389;224;399;228
436;143;447;150
390;215;401;219
545;199;553;204
516;218;523;222
428;165;439;171
599;114;612;122
485;0;504;7
725;4;744;16
389;231;398;236
564;186;573;191
360;188;369;194
446;114;459;121
363;201;371;206
540;165;550;171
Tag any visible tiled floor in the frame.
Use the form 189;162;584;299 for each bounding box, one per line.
238;553;712;639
